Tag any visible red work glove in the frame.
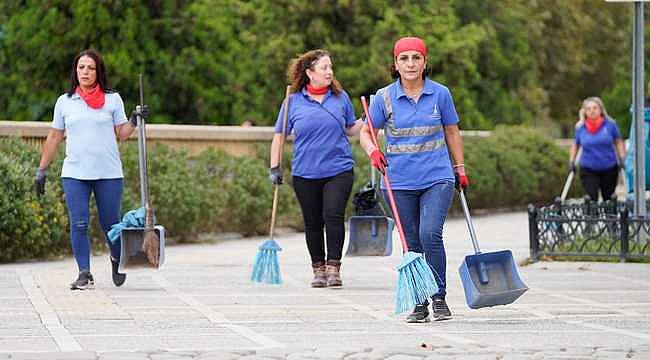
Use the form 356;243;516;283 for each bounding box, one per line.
454;164;469;191
370;149;388;174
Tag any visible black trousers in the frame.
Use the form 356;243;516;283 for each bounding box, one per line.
293;170;354;263
579;165;619;201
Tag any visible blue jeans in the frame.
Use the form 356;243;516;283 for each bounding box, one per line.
384;181;455;297
62;178;123;272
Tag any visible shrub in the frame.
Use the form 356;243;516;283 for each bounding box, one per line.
0;138;68;262
0;125;570;262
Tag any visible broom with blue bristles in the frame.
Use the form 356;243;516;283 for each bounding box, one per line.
360;96;439;314
251;86;292;284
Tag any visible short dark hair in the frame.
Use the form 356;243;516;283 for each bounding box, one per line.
66;49;113;96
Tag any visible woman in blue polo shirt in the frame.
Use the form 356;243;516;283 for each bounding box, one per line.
35;49;146;290
269;49;361;288
569;97;625;201
360;37;468;322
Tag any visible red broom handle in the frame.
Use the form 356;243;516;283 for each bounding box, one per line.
360;96;409;254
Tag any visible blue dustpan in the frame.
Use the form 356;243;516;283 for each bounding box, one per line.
347;216;394;256
457;191;528;309
347;164;395;256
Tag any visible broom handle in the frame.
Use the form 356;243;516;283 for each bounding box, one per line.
560;171;574;203
269;185;280;239
360;96;409;253
459;189;481;255
269;85;292;239
137;74;150;211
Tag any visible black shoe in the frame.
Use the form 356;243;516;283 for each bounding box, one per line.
406;302;430;323
70;270;94;290
111;257;126;287
431;295;452;321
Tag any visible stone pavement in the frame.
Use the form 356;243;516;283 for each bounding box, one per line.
1;211;649;359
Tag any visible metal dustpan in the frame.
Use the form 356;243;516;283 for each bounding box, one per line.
346;167;394;256
457;190;528;309
119;226;166;272
119;74;165;272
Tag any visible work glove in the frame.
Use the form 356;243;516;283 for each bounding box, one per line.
129;105;150;127
568;160;576;174
35;168;47;197
370;149;388;174
454;164;469;192
268;166;283;185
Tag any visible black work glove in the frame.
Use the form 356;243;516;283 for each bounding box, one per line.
568;160;576;174
35;168;47;197
129;105;149;127
268;166;283;185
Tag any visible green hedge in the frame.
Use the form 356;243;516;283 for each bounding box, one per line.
0;125;568;262
0;138;68;262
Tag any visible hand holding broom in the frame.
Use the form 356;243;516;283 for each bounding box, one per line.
360;96;438;314
250;85;292;284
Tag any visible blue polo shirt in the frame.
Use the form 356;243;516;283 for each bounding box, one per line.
52;92;128;180
575;118;621;171
368;78;459;190
274;88;356;179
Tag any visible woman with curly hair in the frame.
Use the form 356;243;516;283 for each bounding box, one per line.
268;49;361;288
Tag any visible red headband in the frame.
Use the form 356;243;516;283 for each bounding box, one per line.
393;37;427;58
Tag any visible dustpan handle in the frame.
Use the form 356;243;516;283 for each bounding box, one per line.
459;189;481;255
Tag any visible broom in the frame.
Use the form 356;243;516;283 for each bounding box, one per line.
251;85;292;284
360;96;438;314
138;73;159;267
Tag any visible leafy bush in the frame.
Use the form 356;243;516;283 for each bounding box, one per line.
0;138;68;262
462;126;568;209
0;125;570;262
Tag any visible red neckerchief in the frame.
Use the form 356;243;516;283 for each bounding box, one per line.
584;116;604;134
76;85;105;109
306;83;328;95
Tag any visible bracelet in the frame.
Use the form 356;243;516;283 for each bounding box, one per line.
453;163;465;168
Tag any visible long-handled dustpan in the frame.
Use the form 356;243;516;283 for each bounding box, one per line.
346;165;394;256
457;190;528;309
119;74;165;272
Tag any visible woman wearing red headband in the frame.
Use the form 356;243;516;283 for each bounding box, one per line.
269;49;362;288
360;37;468;322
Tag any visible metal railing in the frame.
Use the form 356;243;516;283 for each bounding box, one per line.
528;198;650;261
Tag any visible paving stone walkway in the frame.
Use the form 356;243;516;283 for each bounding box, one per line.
1;212;649;359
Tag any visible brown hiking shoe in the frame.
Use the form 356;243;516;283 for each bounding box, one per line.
311;261;327;288
326;259;342;287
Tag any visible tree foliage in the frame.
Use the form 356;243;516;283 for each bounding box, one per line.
0;0;647;133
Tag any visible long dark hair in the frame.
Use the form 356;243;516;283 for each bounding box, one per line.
287;49;342;95
66;49;113;96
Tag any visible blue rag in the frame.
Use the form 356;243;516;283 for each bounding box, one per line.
108;207;145;245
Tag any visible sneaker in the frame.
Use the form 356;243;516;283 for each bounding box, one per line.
431;295;452;321
111;257;126;287
70;270;94;290
406;302;430;323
